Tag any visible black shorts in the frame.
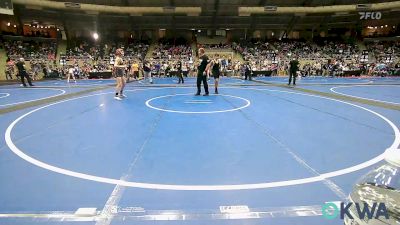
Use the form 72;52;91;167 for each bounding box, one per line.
115;70;124;77
213;72;220;79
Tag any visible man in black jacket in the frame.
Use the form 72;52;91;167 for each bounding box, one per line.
177;61;184;84
195;48;211;96
288;56;299;86
16;58;34;87
244;62;252;80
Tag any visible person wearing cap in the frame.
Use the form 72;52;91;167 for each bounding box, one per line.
195;48;212;96
16;58;34;87
288;56;299;86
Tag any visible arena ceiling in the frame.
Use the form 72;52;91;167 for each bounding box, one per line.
46;0;399;7
7;0;400;32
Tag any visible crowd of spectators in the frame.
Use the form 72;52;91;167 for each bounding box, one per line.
4;40;57;61
273;40;316;60
198;43;231;49
147;43;194;76
233;39;360;62
151;44;192;61
315;40;360;61
232;39;400;76
270;39;360;60
3;37;399;80
366;41;400;63
66;41;149;62
233;41;276;67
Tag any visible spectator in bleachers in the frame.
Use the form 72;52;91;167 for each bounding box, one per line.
5;57;15;80
4;40;57;61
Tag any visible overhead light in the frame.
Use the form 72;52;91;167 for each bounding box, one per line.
272;32;274;36
385;25;388;27
393;26;396;29
57;28;60;31
381;26;383;28
7;22;10;26
13;25;16;28
93;32;99;40
159;28;166;31
41;26;44;28
225;28;230;31
190;28;195;31
197;30;201;33
375;26;377;29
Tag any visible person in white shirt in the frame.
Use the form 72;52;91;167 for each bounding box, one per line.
182;62;188;77
67;66;76;83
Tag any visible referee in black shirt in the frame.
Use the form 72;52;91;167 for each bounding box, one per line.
196;48;211;96
177;61;184;84
16;58;34;87
288;56;299;86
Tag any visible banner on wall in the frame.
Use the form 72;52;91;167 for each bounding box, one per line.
0;0;13;15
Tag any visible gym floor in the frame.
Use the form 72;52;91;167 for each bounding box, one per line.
0;76;399;225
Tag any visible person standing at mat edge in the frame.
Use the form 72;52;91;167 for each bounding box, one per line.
114;48;127;100
16;58;34;87
288;56;299;86
195;48;211;96
211;56;221;94
67;65;77;83
142;60;153;84
244;62;252;81
177;61;184;84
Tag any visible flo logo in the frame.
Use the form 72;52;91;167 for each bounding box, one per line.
359;12;382;20
322;202;389;220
